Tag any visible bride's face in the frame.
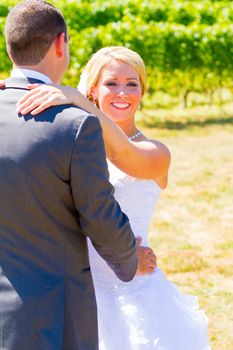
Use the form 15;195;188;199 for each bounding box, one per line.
91;60;142;125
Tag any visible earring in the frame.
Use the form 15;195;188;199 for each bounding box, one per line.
94;99;99;108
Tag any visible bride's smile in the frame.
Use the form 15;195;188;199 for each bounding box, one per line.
111;102;131;110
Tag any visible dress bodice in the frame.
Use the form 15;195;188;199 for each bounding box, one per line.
88;161;161;286
107;161;161;246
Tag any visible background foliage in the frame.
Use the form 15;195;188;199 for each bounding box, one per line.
0;0;232;105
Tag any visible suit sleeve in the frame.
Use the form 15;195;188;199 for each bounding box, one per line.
70;115;138;282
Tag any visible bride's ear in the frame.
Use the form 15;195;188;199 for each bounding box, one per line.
90;88;96;99
90;88;98;105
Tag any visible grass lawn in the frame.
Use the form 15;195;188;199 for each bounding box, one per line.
137;102;233;350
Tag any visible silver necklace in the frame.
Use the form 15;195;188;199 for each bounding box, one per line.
128;130;142;141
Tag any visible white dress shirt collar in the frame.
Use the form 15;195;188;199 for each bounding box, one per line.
11;68;52;84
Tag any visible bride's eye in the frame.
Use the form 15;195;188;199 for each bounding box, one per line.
127;82;138;87
105;81;117;86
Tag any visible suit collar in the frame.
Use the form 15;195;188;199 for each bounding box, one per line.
11;68;52;84
4;76;46;90
2;68;52;90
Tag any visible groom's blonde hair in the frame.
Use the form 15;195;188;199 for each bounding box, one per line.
83;46;147;101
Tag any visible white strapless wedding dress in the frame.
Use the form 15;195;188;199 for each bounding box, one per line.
88;161;210;350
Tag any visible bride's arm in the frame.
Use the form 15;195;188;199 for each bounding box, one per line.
17;84;171;188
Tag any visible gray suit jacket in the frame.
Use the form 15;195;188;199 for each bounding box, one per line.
0;76;137;350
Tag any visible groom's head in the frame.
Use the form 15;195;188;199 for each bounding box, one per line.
5;0;69;82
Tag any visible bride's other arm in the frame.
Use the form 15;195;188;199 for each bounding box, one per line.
16;84;171;188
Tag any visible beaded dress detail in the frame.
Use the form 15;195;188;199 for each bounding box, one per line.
88;161;210;350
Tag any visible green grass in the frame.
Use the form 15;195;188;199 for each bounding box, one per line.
137;102;233;350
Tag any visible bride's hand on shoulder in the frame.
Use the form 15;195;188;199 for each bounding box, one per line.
16;84;76;115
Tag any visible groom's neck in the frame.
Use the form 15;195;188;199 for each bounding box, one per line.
13;64;62;84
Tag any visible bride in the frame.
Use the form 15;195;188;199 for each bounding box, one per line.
16;46;210;350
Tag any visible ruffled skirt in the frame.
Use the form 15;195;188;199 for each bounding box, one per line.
92;268;210;350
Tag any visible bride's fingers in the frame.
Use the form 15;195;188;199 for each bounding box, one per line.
30;101;53;115
27;83;42;90
16;89;42;107
17;84;54;107
19;97;53;115
16;94;43;114
17;88;59;114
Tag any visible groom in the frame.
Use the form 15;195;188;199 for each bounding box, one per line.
0;1;155;349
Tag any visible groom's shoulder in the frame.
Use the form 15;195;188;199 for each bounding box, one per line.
41;103;100;128
46;103;90;120
42;103;102;139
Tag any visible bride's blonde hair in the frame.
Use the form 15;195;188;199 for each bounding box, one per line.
79;46;147;102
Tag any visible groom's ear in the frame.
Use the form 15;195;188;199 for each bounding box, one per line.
55;32;66;58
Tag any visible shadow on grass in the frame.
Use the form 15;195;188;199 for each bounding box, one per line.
142;115;233;130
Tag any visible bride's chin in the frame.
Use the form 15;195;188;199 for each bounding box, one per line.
103;109;132;123
111;114;128;121
109;109;131;119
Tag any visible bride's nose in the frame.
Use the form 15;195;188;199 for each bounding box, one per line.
115;87;128;97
